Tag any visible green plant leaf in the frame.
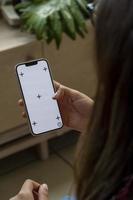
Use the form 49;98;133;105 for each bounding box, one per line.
76;0;89;15
60;9;76;40
71;0;88;33
16;0;88;48
46;28;54;44
49;12;62;47
34;17;47;40
15;2;31;10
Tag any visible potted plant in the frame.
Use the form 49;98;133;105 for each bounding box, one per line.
15;0;89;48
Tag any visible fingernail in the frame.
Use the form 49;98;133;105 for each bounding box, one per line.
54;92;58;96
42;184;48;191
52;92;57;99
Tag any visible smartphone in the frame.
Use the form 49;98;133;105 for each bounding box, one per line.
16;58;63;136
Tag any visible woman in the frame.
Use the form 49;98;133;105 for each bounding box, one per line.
10;0;133;199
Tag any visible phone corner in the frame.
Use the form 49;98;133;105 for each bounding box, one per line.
15;63;19;74
30;129;38;137
40;58;49;65
58;122;64;130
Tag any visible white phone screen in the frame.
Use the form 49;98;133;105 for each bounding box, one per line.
16;59;63;135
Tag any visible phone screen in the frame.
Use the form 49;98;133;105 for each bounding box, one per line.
16;59;63;135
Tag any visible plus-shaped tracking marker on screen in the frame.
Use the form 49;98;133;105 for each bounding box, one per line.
20;72;24;77
43;67;47;71
32;121;37;126
37;94;42;99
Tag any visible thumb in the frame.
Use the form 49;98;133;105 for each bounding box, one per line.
39;184;48;200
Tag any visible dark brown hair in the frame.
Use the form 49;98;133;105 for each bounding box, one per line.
75;0;133;199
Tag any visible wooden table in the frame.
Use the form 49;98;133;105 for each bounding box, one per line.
0;19;35;52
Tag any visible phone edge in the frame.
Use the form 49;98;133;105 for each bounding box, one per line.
15;58;64;136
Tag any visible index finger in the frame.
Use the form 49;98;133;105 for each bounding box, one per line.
21;179;40;193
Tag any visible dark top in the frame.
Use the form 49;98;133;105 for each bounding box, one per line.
62;176;133;200
111;176;133;200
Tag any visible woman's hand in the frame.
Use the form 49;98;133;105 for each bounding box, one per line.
10;179;48;200
18;82;94;132
53;82;94;132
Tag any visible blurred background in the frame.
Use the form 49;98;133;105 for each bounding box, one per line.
0;1;97;199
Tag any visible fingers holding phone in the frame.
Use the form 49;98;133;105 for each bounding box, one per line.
18;80;94;132
18;81;61;119
9;179;48;200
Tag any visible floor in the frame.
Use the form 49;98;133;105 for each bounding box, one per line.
0;136;77;200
